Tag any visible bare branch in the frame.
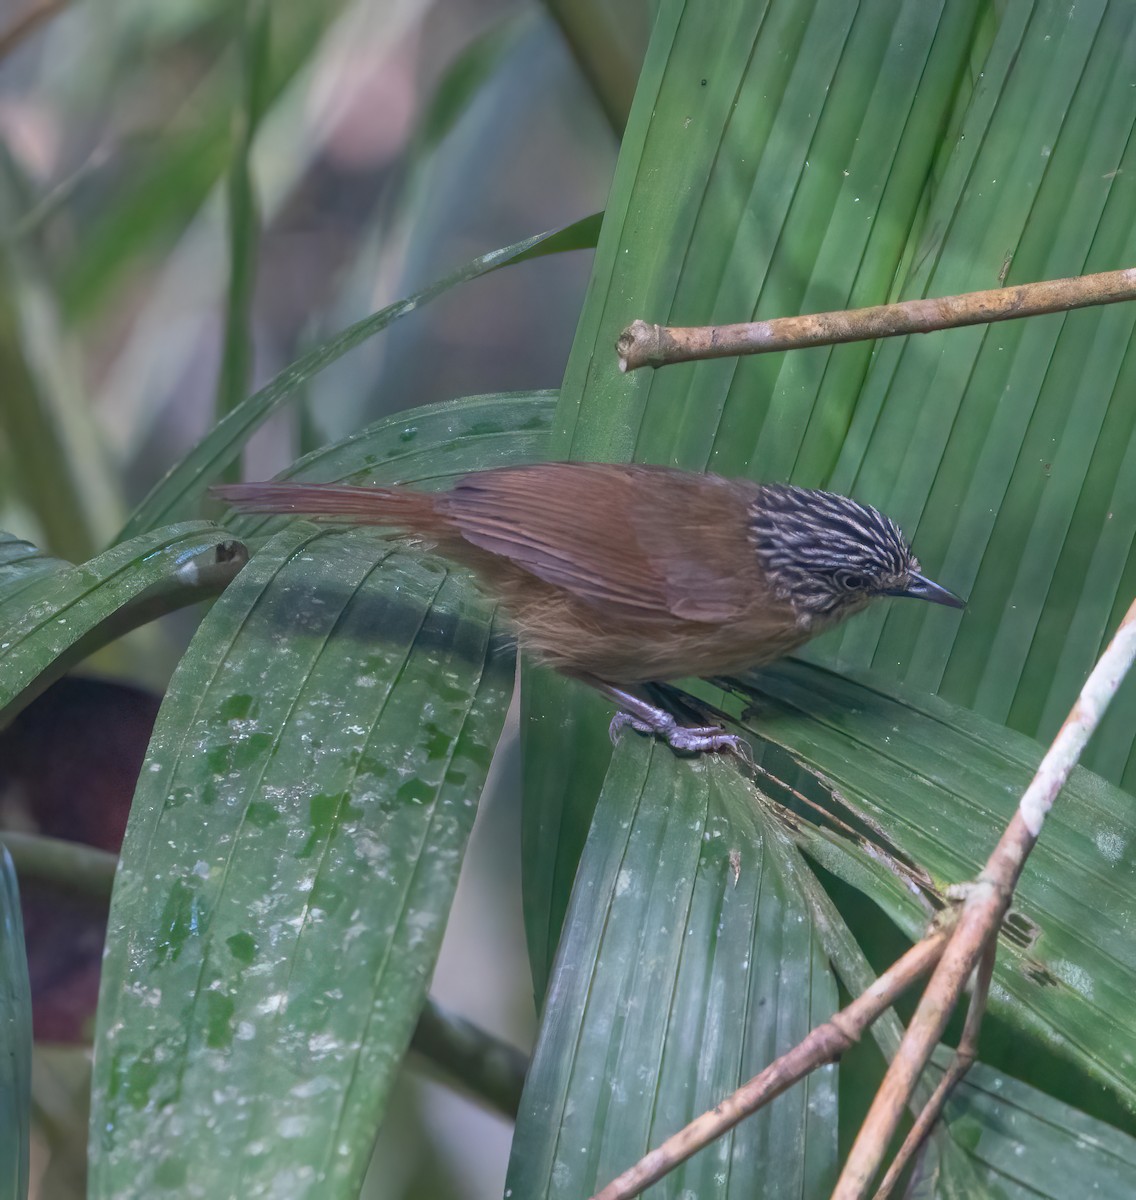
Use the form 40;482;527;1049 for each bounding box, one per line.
833;596;1136;1200
872;939;997;1200
409;998;528;1119
616;268;1136;371
0;831;116;900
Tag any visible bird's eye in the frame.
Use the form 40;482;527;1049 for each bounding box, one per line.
836;570;867;591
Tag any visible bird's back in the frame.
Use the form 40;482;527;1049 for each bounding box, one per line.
435;463;807;682
215;462;857;684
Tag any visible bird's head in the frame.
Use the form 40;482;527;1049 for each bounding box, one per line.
748;485;965;621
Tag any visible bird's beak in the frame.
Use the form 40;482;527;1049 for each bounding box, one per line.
888;572;966;609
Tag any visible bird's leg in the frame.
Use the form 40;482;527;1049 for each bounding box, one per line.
590;680;751;759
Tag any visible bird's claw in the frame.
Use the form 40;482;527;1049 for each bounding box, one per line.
608;710;653;741
609;709;752;761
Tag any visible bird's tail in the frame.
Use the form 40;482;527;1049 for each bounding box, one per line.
211;481;443;534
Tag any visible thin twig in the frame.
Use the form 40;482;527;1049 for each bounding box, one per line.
0;0;68;62
588;930;950;1200
616;268;1136;371
0;831;116;899
214;0;269;449
409;997;529;1119
872;938;997;1200
833;596;1136;1200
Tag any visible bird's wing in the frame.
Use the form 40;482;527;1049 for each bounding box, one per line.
441;463;760;622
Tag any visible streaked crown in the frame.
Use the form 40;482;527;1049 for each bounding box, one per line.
748;485;958;619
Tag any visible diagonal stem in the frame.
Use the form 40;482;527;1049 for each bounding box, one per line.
832;596;1136;1200
872;937;997;1200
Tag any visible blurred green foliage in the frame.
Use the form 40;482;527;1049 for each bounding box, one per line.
3;1;1136;1198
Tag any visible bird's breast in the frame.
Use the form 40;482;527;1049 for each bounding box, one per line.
508;589;814;684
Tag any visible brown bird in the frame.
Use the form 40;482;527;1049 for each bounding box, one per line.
213;463;963;753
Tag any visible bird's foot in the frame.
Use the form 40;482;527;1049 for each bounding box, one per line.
609;709;751;760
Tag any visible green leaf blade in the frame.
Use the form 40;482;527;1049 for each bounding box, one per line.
89;528;514;1196
508;742;838;1198
733;659;1136;1113
0;522;243;724
89;391;563;1195
0;533;68;607
521;0;988;999
0;848;31;1200
935;1057;1136;1197
819;0;1136;782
